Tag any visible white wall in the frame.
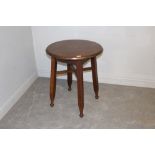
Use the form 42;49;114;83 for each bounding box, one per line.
32;26;155;88
0;26;37;119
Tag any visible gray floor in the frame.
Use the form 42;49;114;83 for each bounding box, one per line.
0;77;155;128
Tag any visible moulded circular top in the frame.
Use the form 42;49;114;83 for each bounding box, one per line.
46;40;103;60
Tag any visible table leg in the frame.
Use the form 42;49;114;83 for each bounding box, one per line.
67;64;72;91
76;61;84;118
50;57;57;107
91;57;99;99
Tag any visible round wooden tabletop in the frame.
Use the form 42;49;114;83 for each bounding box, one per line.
46;40;103;60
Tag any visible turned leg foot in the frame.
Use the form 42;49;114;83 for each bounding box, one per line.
79;113;84;118
95;95;99;99
68;87;71;91
50;102;54;107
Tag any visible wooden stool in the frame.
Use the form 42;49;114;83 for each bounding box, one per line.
46;40;103;117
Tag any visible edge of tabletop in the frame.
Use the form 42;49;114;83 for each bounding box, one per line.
45;40;104;61
46;49;103;61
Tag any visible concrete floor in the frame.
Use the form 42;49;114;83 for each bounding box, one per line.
0;77;155;128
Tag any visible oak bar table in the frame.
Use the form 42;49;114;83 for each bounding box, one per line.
46;40;103;117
